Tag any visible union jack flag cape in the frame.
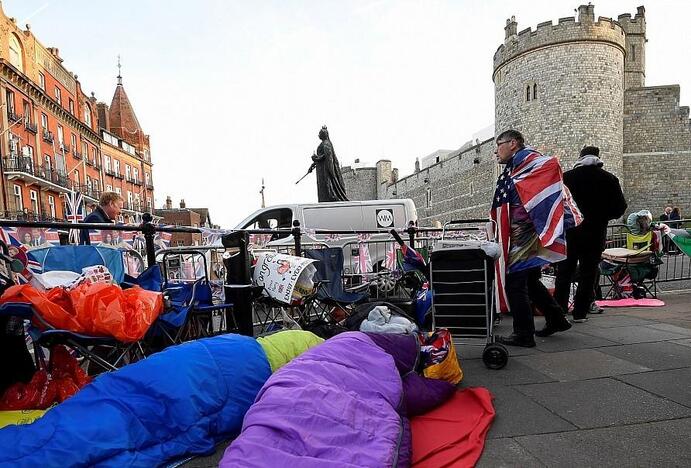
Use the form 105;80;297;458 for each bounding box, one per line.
490;148;582;313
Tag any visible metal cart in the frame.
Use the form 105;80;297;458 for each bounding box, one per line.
430;219;508;369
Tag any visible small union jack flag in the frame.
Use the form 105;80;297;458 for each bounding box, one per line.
65;190;85;244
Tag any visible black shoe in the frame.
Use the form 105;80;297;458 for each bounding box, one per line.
535;320;572;337
498;334;536;348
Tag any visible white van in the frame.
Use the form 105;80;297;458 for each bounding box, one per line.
235;199;418;272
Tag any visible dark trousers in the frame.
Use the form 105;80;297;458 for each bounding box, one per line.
554;230;603;319
506;267;566;338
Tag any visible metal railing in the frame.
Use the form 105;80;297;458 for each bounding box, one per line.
24;120;38;133
3;158;72;189
42;130;54;143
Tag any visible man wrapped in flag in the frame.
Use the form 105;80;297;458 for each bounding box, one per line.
490;130;582;348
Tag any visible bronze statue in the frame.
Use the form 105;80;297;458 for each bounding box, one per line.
296;126;349;202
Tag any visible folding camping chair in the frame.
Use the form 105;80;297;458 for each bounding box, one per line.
1;245;152;373
302;247;369;324
599;231;662;299
152;248;237;345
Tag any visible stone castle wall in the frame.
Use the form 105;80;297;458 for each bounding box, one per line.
623;84;691;214
342;166;377;201
343;4;691;225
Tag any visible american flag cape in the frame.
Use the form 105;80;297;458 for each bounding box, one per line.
490;148;582;313
65;190;85;244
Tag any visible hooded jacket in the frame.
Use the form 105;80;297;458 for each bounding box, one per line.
563;155;627;244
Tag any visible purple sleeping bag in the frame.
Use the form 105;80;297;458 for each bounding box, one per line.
221;331;455;467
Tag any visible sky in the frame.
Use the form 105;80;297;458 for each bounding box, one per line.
4;0;690;227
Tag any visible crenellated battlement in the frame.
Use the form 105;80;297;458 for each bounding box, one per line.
493;7;626;76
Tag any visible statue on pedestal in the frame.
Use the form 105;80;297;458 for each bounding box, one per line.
297;126;349;202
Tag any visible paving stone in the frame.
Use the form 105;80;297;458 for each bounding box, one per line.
515;378;691;429
515;349;650;381
573;314;657;328
672;338;691;348
456;341;542;360
485;386;576;439
578;325;689;344
476;438;546;468
618;367;691;407
646;323;691;335
599;341;691;371
459;358;554;389
514;418;691;468
533;330;619;353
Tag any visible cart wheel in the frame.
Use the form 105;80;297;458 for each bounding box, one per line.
483;344;508;370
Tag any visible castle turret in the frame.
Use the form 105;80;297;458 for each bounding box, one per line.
493;4;626;177
618;6;646;89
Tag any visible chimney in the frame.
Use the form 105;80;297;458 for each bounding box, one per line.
414;158;420;173
504;16;517;41
577;4;595;24
47;47;63;62
96;103;110;131
165;196;172;209
179;199;186;209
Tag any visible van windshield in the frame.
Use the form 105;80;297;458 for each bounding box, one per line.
242;208;293;238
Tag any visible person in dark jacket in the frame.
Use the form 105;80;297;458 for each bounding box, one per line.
79;192;124;245
552;146;627;326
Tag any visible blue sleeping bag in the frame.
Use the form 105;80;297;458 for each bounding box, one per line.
0;334;271;467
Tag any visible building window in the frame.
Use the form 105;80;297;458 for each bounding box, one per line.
48;195;56;218
113;159;120;175
30;190;38;214
71;133;77;150
41;113;48;131
54;87;62;105
115;187;121;196
23;144;33;159
127;191;133;208
74;169;80;186
145;172;150;186
104;156;111;172
5;90;15;115
44;155;52;173
631;44;636;61
125;165;131;180
82;142;88;158
106;184;112;192
84;103;92;127
533;83;538;101
57;124;64;145
133;168;139;183
68;98;74;114
8;34;23;71
23;101;31;123
426;187;432;208
13;185;22;211
526;85;531;102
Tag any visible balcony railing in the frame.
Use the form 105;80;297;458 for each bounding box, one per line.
114;171;124;180
24;120;38;133
77;184;101;200
85;158;93;167
0;210;66;222
72;148;82;159
7;111;23;123
3;157;71;190
42;130;54;143
126;176;142;186
145;182;154;190
104;168;116;177
59;143;70;154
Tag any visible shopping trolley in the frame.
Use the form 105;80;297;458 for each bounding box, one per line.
429;219;508;369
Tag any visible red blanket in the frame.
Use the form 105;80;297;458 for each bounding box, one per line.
412;387;495;468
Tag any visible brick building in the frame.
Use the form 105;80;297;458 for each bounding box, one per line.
155;197;216;246
0;3;154;222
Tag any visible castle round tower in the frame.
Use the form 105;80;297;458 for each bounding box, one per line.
493;4;626;177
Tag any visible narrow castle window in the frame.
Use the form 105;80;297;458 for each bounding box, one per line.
631;44;636;61
526;85;531;102
426;187;432;208
533;83;538;100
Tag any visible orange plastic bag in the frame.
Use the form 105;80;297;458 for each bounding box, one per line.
0;283;163;342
